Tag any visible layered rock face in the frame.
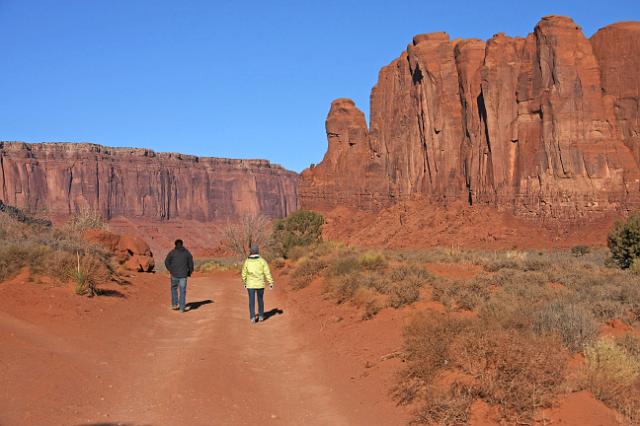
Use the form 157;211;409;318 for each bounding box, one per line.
300;16;640;219
0;142;298;221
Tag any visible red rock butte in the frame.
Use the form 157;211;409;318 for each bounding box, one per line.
0;141;299;223
300;16;640;221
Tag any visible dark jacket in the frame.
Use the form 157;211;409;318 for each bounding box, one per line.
164;247;194;278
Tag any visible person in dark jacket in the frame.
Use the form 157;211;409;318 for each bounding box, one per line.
164;239;194;312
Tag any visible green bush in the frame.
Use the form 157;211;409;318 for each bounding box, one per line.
271;210;324;258
608;212;640;269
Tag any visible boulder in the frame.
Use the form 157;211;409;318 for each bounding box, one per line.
84;229;155;273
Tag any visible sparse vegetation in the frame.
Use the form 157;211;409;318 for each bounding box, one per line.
395;313;567;423
64;207;106;234
281;243;640;423
0;203;113;295
195;258;240;273
223;214;271;259
270;210;324;258
68;253;110;296
583;337;640;421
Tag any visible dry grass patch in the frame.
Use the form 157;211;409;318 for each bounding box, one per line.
396;313;568;423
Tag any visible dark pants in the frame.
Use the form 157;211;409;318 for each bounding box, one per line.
171;276;188;311
247;288;264;319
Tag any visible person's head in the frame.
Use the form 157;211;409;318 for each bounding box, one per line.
175;239;184;248
249;243;259;256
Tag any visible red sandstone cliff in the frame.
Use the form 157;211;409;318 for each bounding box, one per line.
300;16;640;220
0;142;298;222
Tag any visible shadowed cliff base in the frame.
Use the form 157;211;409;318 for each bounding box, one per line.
317;199;623;250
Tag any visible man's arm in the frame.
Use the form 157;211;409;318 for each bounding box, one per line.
187;251;194;276
164;250;174;271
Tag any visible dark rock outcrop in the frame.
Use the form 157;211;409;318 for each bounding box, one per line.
300;16;640;220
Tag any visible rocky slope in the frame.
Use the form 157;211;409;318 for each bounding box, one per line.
300;16;640;220
0;142;299;222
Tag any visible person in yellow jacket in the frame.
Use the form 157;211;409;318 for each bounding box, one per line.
241;244;274;323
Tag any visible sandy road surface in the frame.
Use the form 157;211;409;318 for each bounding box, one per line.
0;273;363;426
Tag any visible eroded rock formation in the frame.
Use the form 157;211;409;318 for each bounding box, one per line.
0;142;299;221
84;229;155;273
300;16;640;220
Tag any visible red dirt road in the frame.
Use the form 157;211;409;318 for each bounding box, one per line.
0;272;405;426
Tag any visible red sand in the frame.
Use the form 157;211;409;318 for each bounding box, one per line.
0;267;624;425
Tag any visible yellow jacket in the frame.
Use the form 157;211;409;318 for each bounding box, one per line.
241;255;274;289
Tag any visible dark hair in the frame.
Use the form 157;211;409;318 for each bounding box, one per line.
175;239;183;247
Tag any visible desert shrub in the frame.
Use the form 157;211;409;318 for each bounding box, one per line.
223;214;271;259
195;259;239;273
413;383;475;426
479;295;537;331
358;251;387;270
532;299;598;352
394;314;471;405
453;329;567;422
352;287;385;320
571;245;591;256
631;259;640;276
270;210;324;258
608;212;640;269
396;314;567;423
0;204;114;293
65;207;105;234
584;338;640;407
433;275;492;311
0;244;31;281
589;299;627;322
323;272;364;303
616;334;640;361
483;258;522;272
67;254;110;297
328;255;362;276
290;257;327;289
388;280;421;308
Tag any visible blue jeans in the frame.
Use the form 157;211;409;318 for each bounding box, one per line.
171;276;188;311
247;288;264;319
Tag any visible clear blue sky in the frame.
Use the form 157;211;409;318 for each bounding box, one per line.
1;1;638;172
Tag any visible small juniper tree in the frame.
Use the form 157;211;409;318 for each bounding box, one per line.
608;212;640;269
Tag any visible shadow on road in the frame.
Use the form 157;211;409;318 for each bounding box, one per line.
97;289;126;298
185;299;214;311
263;308;284;321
